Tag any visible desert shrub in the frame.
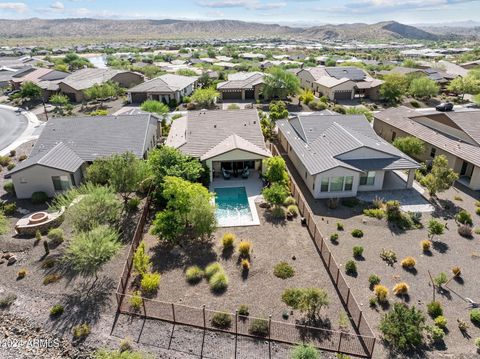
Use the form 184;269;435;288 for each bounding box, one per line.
127;197;140;211
16;268;27;279
452;266;461;276
308;100;327;111
205;262;222;279
3;203;16;216
380;248;397;265
43;273;62;285
287;205;299;216
222;232;235;247
272;206;286;219
291;344;320;359
0;212;8;235
47;228;64;245
274;262;295;279
238;241;251;257
385;200;401;221
351;229;363;238
374;285;389;302
421;240;431;251
369;297;377;307
434;272;448;287
353;246;364;258
238;304;249;316
458;224;473;238
429;325;445;342
140;272;160;294
434;316;447;329
249;318;269;336
50;304;64;317
336;222;344;231
427;301;443;318
363;208;385;219
210;271;229;292
456;210;473;225
31;191;48;204
41;258;56;269
0;293;17;308
368;274;381;287
401;256;416;269
330;233;339;242
3;181;14;194
211;312;232;329
470;309;480;325
7;163;15;170
129;291;143;311
0;155;10;166
18;154;27;161
241;258;250;271
283;196;296;206
393;282;409;295
185;266;204;284
345;260;357;275
476;208;480;216
73;323;91;339
475;337;480;348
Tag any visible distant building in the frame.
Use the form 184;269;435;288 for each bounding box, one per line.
216;72;265;101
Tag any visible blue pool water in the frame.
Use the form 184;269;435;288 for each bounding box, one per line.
214;187;253;226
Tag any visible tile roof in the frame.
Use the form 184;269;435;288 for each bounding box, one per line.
128;74;198;94
217;72;264;90
167;109;269;160
60;68;135;91
278;113;418;175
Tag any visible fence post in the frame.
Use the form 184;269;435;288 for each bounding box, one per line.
234;310;238;359
346;287;351;306
336;267;340;285
171;303;176;323
327;252;331;268
203;305;206;329
337;331;343;352
357;310;363;329
142;296;147;317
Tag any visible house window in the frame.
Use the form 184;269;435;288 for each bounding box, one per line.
391;131;396;141
320;177;329;192
344;176;353;191
360;171;376;186
52;175;70;191
430;147;436;158
329;176;345;192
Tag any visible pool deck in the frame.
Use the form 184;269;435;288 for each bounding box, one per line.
210;172;263;227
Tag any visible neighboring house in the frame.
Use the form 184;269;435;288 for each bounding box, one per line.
297;67;383;101
277;111;419;199
166;109;271;182
240;53;266;61
10;67;69;91
5;114;159;199
374;106;480;191
59;68;144;102
217;72;265;101
0;68;18;88
127;74;198;104
461;60;480;70
0;56;52;70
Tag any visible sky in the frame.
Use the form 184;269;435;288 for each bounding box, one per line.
0;0;479;25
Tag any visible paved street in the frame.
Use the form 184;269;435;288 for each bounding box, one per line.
0;107;28;153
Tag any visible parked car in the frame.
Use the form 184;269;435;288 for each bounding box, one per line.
435;102;454;112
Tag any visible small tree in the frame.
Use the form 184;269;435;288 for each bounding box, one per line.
263;156;289;185
269;100;289;120
427;219;444;240
291;344;320;359
140;100;169;116
379;303;426;351
190;87;219;108
447;75;480;100
263;67;300;100
298;88;314;105
282;287;329;321
409;77;439;100
393;136;424;158
49;94;70;115
423;155;458;197
133;241;152;277
84;82;117;107
262;183;288;208
380;73;407;104
63;225;121;287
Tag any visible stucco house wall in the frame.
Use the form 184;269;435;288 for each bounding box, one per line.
111;72;144;88
314;166;360;199
205;149;268;181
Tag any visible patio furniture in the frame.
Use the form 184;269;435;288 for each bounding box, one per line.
241;166;250;179
222;168;231;180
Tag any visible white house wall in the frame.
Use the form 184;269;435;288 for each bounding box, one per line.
314;166;360;199
357;170;385;192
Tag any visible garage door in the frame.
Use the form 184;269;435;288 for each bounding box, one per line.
333;90;352;100
130;92;148;104
222;91;242;100
245;89;254;99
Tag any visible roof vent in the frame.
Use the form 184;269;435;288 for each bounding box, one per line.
253;120;256;124
214;124;217;128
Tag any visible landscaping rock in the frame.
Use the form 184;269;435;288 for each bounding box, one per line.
7;255;17;265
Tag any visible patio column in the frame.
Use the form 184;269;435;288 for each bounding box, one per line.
406;169;415;189
241;90;246;100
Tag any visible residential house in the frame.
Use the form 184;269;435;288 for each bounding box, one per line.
10;67;70;92
277;111;419;199
58;68;144;102
0;56;52;70
0;68;18;88
297;67;383;101
461;60;480;70
127;73;198;104
374;107;480;191
240;53;266;61
5;114;159;199
217;72;265;101
166;109;271;182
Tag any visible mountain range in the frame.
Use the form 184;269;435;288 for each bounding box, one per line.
0;18;477;44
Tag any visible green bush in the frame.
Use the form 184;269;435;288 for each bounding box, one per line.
205;262;222;279
336;222;344;231
427;301;443;318
363;208;385;219
272;206;286;219
353;246;364;258
476;208;480;216
345;260;357;275
222;233;235;248
291;344;320;359
238;304;249;316
47;228;64;245
185;266;204;284
249;318;269;336
3;181;15;194
283;196;296;206
31;191;48;204
330;233;339;242
430;325;445;342
7;163;15;171
50;304;64;317
434;315;447;329
3;203;16;216
351;229;364;238
129;291;143;311
140;272;160;294
211;312;232;329
471;309;480;326
127;197;141;211
72;323;91;339
368;274;381;287
43;273;62;285
0;155;10;166
210;271;229;292
287;205;299;217
456;210;473;226
273;262;295;279
434;272;448;287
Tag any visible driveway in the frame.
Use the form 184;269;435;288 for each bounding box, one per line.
0;107;28;153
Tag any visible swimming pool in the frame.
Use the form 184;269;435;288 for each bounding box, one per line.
214;186;253;227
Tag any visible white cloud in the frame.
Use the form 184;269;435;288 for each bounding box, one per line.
322;0;479;13
198;0;286;10
50;1;64;10
0;2;28;13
